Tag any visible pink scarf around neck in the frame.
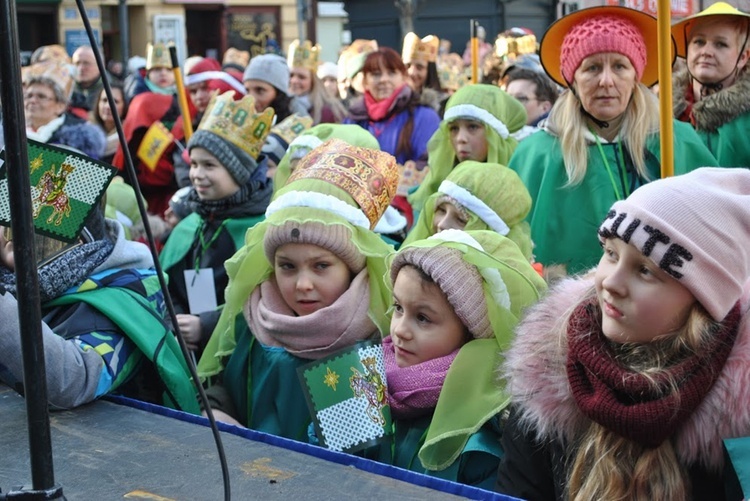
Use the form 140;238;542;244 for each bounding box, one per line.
383;335;459;420
245;269;377;360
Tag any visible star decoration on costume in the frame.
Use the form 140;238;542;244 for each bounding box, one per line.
323;367;340;391
30;154;44;173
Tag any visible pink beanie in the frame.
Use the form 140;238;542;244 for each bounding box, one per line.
598;167;750;322
560;14;647;84
390;246;492;339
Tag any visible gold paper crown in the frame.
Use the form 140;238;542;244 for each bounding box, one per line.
402;33;440;64
198;91;276;160
287;139;399;229
270;113;314;145
495;34;537;58
288;40;321;72
146;42;173;70
223;47;250;69
437;53;469;91
23;61;74;100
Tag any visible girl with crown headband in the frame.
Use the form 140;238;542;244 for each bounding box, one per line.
361;229;545;488
496;167;750;500
287;40;347;125
507;6;718;276
672;2;750;168
159;92;275;359
197;139;398;440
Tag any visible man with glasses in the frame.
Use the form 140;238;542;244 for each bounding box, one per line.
505;68;559;141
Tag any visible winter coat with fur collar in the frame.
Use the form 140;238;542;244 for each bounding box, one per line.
495;276;750;500
673;67;750;167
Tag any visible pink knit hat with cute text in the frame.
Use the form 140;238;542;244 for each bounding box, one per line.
560;14;647;84
598;167;750;322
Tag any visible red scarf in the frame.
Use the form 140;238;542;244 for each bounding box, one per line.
566;298;740;448
364;84;407;121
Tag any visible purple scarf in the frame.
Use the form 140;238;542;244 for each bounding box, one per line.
383;335;459;420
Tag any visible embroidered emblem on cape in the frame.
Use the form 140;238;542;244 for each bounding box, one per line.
298;340;393;453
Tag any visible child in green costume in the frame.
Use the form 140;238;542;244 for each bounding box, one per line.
404;161;534;260
408;84;527;211
159;91;275;356
372;229;546;489
197;139;399;440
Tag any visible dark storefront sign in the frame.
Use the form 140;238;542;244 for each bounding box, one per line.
225;7;282;57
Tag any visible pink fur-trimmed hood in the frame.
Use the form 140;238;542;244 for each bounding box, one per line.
501;275;750;472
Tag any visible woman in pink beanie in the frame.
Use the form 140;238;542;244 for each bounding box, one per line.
507;6;717;276
496;167;750;500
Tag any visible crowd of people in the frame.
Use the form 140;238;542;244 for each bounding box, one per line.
2;2;750;498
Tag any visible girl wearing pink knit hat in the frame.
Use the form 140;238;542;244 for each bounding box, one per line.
496;167;750;500
507;6;717;275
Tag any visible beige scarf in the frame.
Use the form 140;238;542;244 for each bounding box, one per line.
245;269;378;360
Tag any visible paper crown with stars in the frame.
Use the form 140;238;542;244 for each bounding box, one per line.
287;39;321;72
285;139;399;229
196;91;276;161
402;33;440;64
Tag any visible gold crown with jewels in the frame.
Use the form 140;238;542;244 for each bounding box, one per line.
288;40;321;72
402;33;440;64
287;138;399;229
197;91;276;160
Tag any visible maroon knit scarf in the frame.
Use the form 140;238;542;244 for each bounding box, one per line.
566;298;740;448
383;335;459;420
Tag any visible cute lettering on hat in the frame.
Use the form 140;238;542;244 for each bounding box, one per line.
599;209;694;279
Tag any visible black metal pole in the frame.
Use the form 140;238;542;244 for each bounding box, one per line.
0;0;63;498
118;0;129;67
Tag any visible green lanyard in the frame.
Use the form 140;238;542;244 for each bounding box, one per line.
193;219;228;273
592;130;630;201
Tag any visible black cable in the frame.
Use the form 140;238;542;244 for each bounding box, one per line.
73;2;231;499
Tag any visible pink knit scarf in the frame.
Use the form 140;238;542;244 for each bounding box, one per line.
383;335;459;420
245;270;377;360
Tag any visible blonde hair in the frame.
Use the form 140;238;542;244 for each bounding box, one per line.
567;297;718;501
306;70;347;124
549;83;659;186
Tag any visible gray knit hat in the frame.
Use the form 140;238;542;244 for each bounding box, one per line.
263;220;366;273
390;245;491;339
243;54;290;97
187;130;258;185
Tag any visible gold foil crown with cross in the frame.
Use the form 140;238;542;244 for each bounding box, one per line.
197;91;276;160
